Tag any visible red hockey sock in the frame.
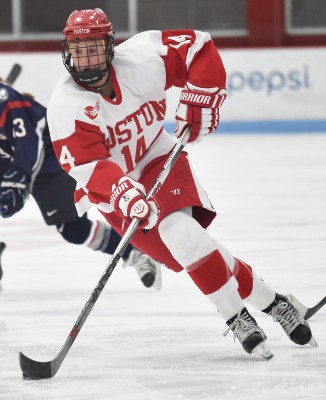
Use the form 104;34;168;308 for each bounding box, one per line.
186;250;234;295
233;259;254;299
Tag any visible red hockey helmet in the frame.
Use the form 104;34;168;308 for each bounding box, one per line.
61;8;115;85
63;8;114;41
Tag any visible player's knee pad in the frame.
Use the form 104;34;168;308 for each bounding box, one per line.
158;209;217;267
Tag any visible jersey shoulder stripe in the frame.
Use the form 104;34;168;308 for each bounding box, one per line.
0;100;32;128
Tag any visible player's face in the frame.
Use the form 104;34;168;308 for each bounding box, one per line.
69;39;108;85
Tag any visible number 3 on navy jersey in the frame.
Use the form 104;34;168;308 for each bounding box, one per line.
12;118;27;137
60;145;76;168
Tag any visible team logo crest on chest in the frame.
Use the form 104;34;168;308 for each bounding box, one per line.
0;88;9;102
84;101;100;120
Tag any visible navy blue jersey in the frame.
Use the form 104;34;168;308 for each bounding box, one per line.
0;82;61;178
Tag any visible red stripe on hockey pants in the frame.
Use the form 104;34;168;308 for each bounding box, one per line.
233;259;253;299
186;250;234;295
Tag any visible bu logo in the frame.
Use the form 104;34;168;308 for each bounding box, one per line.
134;202;145;214
84;101;100;120
171;188;181;195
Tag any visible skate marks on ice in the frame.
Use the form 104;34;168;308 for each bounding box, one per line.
113;316;325;400
133;352;326;400
1;135;326;399
4;315;326;400
2;280;325;400
16;327;326;400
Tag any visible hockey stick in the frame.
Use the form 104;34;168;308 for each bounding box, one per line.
286;294;326;320
4;63;22;85
19;127;191;380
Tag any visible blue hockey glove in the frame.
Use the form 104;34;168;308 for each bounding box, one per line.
0;167;30;218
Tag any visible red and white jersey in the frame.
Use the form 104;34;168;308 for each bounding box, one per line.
47;30;226;216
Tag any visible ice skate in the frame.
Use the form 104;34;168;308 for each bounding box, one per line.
263;293;317;347
224;307;273;359
0;242;6;291
125;249;162;290
286;293;326;320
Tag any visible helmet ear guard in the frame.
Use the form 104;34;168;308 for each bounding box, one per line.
61;8;115;85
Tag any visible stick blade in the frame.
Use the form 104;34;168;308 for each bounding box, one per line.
304;296;326;320
19;352;54;380
286;294;326;320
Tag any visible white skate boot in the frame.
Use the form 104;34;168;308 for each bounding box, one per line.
125;249;162;290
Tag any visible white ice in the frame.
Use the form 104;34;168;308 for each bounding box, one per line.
1;134;326;400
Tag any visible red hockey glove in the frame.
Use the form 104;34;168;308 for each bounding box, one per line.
175;83;227;143
110;176;159;230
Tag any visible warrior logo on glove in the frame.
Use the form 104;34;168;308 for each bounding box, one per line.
110;181;130;207
180;91;216;107
110;176;159;230
133;202;146;215
175;82;227;144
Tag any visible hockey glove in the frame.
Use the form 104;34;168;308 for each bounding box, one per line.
175;83;227;143
110;176;159;230
0;166;30;218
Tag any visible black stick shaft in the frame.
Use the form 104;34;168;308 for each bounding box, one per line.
5;63;22;85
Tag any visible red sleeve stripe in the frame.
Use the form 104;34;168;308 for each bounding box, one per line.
0;100;32;127
74;187;88;203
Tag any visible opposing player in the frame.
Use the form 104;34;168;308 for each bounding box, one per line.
0;80;161;289
47;8;316;357
0;241;5;291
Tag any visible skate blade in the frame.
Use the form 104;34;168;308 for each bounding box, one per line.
308;336;318;347
252;342;273;360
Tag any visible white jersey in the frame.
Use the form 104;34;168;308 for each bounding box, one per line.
47;30;226;216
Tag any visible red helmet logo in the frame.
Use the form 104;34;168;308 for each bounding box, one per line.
73;28;90;35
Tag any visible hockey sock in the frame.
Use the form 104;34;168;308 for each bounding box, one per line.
187;250;234;294
233;259;254;299
57;218;93;245
186;250;243;320
85;220;133;259
102;227;133;261
57;219;132;259
233;259;275;310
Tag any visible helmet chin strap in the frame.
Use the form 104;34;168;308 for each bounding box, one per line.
90;73;111;91
74;67;107;85
75;67;112;96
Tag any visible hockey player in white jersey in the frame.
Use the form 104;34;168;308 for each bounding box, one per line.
0;80;160;290
47;8;316;358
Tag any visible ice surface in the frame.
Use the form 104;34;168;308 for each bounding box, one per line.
1;134;325;400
